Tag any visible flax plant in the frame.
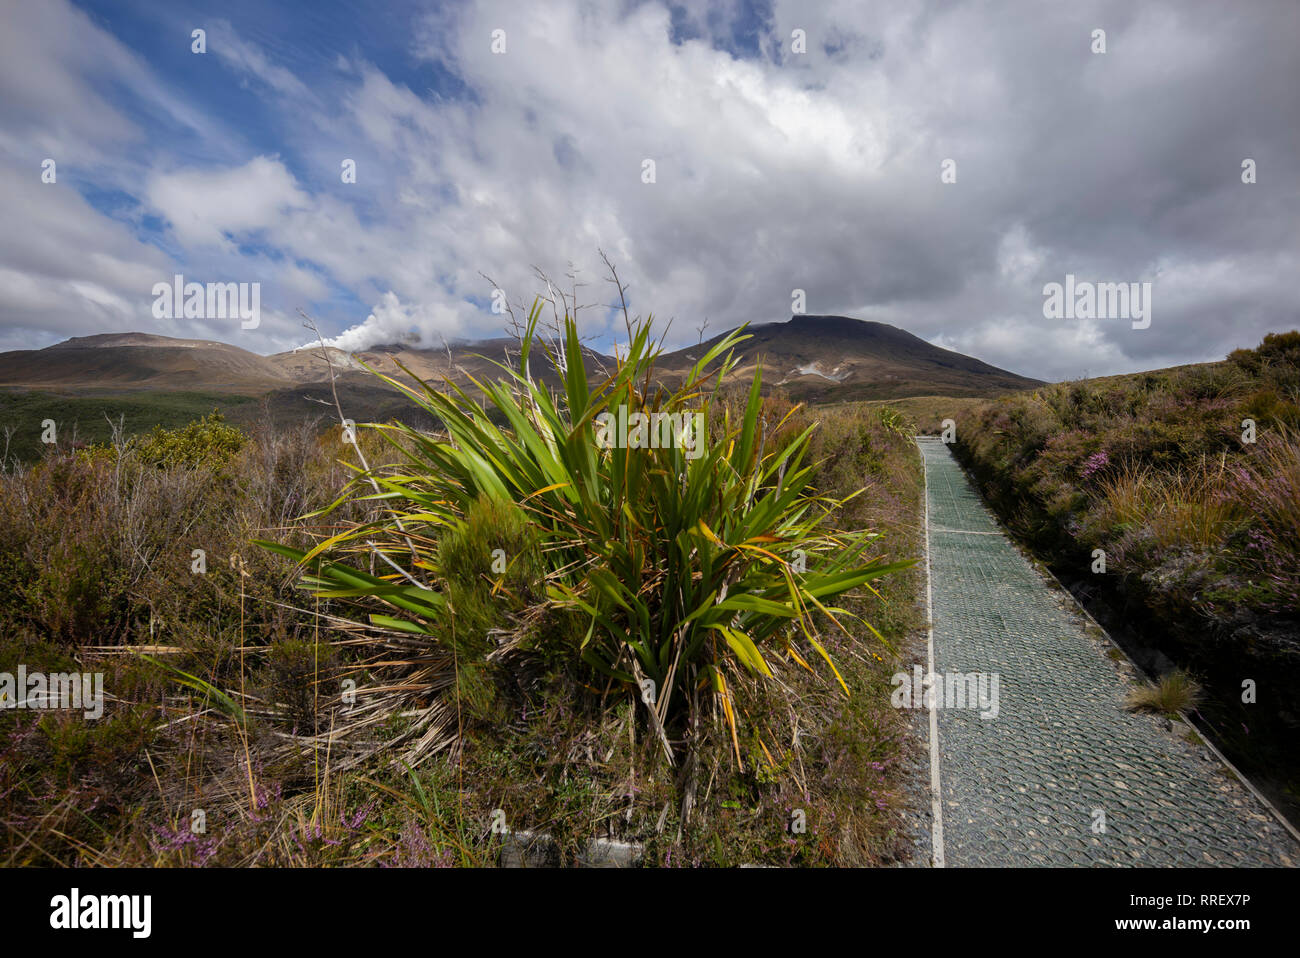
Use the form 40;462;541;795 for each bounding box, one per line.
257;299;908;765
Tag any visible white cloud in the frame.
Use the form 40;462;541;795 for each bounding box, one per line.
205;20;316;101
1;0;1296;379
147;156;312;250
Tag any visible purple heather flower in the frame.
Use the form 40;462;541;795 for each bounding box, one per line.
1080;451;1109;479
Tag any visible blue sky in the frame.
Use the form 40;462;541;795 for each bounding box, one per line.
1;0;1296;378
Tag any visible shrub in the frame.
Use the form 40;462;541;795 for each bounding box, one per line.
1242;388;1300;428
132;412;248;469
438;495;543;610
269;637;336;734
1256;330;1300;365
955;330;1300;633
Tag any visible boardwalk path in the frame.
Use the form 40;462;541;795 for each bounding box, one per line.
917;438;1296;867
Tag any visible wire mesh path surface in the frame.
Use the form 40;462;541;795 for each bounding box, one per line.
917;438;1297;867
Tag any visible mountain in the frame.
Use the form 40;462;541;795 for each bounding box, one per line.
0;320;1041;445
0;333;291;392
654;315;1043;401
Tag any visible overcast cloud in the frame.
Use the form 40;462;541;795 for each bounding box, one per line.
0;0;1296;380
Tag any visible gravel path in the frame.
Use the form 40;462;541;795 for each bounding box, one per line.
917;438;1296;867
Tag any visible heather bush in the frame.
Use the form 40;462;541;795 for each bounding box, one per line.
956;330;1300;629
0;415;373;864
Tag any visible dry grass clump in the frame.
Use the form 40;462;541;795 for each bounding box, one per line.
1096;458;1244;552
1124;669;1203;716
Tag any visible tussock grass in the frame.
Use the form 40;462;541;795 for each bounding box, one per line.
1125;669;1203;716
1097;458;1244;552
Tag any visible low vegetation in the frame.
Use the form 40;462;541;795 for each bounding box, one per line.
0;390;259;463
0;304;927;867
955;331;1299;627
